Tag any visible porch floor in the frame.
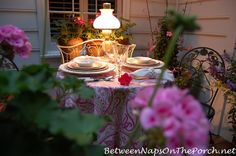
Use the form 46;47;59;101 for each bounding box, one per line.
209;135;236;155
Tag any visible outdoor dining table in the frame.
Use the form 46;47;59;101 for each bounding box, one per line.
57;59;174;148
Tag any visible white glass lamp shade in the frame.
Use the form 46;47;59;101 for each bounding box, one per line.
93;9;120;30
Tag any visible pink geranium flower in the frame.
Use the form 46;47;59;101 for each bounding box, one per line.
0;25;32;59
131;86;160;109
131;86;209;153
140;107;158;129
74;17;85;26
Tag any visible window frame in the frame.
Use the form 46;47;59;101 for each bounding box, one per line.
37;0;123;58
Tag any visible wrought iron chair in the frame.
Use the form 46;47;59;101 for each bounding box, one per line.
127;44;136;57
85;40;136;57
179;47;225;142
0;53;19;71
57;39;136;63
85;39;105;57
57;42;85;63
57;39;106;63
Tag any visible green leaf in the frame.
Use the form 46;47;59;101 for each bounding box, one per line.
77;84;95;100
48;110;106;145
0;64;107;155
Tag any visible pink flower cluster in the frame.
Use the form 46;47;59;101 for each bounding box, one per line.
0;25;32;59
131;86;209;152
74;17;94;26
73;17;85;26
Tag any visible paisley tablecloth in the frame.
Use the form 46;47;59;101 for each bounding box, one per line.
58;70;174;148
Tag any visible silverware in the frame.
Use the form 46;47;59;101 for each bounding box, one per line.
78;76;114;82
95;75;114;81
104;75;114;81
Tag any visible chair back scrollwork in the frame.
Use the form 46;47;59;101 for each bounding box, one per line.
0;53;19;71
57;39;136;63
179;47;225;120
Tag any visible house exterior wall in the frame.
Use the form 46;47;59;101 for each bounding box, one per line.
177;0;236;142
178;0;236;55
128;0;177;56
0;0;41;67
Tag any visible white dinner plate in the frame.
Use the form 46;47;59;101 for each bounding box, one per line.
123;59;164;69
59;62;115;75
126;57;158;66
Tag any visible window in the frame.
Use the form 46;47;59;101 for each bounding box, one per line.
48;0;117;42
44;0;120;56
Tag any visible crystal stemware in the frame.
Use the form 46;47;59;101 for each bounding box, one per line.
112;42;130;77
102;40;114;62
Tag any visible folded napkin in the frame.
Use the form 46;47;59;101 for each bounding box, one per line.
130;68;174;81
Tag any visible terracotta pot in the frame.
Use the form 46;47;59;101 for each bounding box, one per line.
58;37;84;62
86;40;105;57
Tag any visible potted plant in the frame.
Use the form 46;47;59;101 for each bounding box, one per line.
54;16;86;60
55;16;86;46
110;18;136;45
55;16;136;58
55;16;105;57
151;16;180;69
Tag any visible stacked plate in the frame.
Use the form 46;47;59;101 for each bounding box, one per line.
59;56;115;75
123;57;164;69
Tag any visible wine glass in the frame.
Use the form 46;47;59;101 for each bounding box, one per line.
101;40;115;62
112;42;130;77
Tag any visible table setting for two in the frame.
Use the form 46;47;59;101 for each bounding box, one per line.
58;42;174;84
58;55;174;85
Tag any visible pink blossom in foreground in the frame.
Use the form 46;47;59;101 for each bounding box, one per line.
0;25;32;59
130;86;154;109
140;107;159;129
131;86;209;154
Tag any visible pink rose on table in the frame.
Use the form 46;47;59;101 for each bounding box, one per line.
118;73;132;86
131;86;209;153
